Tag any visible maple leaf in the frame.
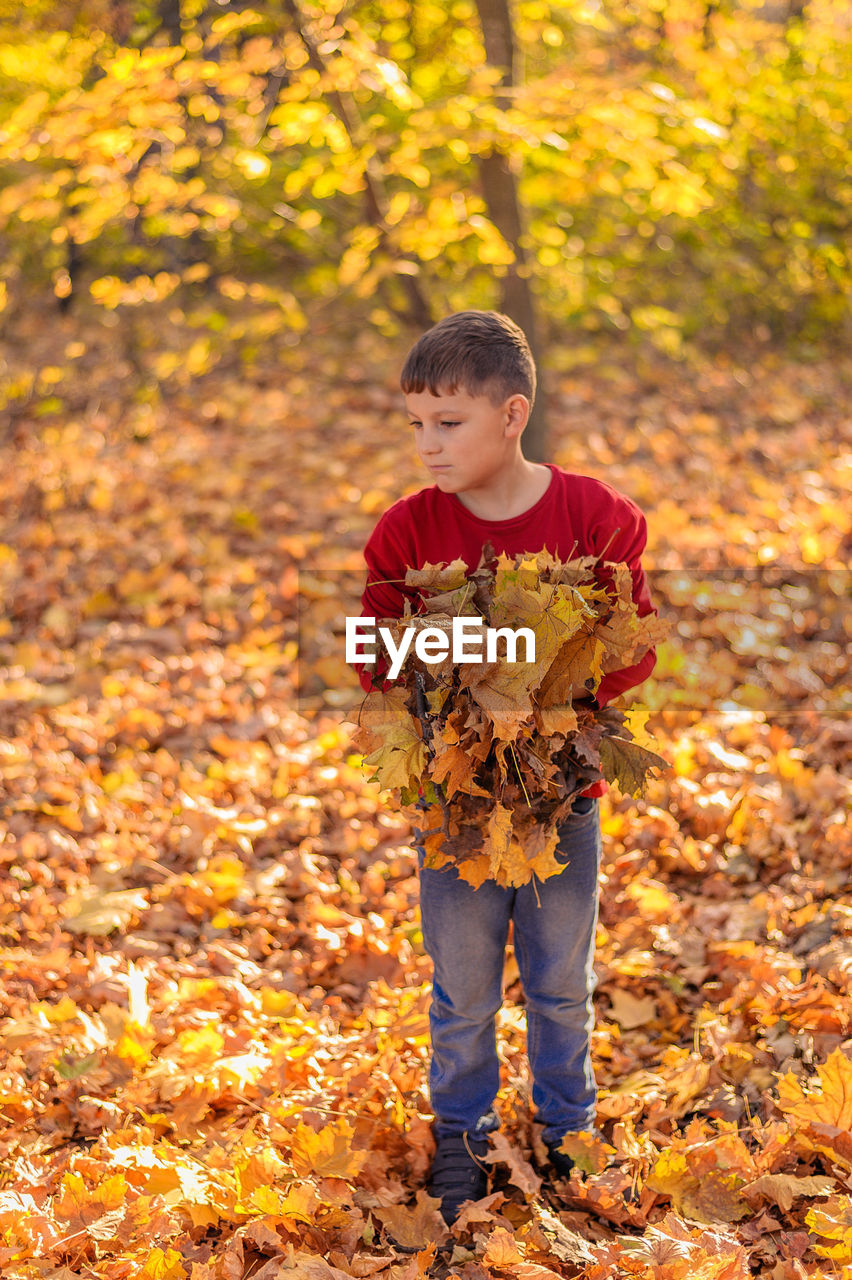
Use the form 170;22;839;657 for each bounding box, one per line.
606;987;659;1030
374;1188;449;1248
417;582;479;615
361;738;428;790
483;1226;524;1266
350;686;417;757
522;820;564;885
139;1249;187;1279
405;559;468;592
598;734;667;797
743;1173;834;1213
482;803;534;888
353;687;427;789
463;668;536;741
535;700;579;737
776;1048;852;1166
806;1193;852;1263
280;1254;356;1280
484;1131;542;1197
595;562;670;672
616;1215;751;1278
776;1047;852;1129
659;1052;713;1118
289;1119;368;1180
455;853;493;889
646;1132;756;1224
537;627;605;706
429;740;491;799
555;1129;613;1176
491;578;585;674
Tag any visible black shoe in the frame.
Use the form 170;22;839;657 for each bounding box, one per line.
545;1141;576;1178
428;1131;490;1225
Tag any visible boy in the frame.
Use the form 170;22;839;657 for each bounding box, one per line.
353;311;657;1224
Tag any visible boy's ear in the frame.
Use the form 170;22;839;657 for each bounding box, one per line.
505;394;531;437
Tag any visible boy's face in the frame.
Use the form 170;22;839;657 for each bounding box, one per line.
404;385;528;495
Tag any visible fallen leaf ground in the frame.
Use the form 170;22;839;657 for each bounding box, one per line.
1;306;851;1279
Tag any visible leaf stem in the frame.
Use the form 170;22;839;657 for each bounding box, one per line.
509;742;532;807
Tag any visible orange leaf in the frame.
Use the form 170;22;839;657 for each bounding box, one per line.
483;1226;524;1267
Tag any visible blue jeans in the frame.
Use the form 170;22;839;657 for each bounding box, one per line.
414;797;602;1146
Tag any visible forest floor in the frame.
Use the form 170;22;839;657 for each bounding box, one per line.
1;300;851;1278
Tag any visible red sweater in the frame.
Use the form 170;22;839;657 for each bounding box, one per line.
355;465;658;799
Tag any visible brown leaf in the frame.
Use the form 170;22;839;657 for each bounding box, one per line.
606;987;659;1029
374;1189;449;1248
281;1254;358;1280
484;1132;542;1197
743;1173;835;1213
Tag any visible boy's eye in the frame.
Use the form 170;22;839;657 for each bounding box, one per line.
408;420;459;428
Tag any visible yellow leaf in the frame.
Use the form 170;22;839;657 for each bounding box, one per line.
777;1048;852;1135
32;996;78;1024
260;987;300;1018
406;559;468;591
139;1248;187;1279
524;822;563;885
63;888;148;936
625;879;679;918
278;1181;321;1222
555;1129;612;1175
807;1194;852;1263
352;687;426;789
197;853;245;904
598;734;667;797
289;1119;368;1180
176;1025;224;1065
113;1022;155;1068
646;1132;755;1223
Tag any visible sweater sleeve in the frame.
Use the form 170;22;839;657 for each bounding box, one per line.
352;507;416;693
591;493;658;708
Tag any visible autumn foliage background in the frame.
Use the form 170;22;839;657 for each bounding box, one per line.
2;1;852;1278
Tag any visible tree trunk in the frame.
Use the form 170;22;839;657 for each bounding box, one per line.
474;0;547;461
282;0;432;329
702;3;719;50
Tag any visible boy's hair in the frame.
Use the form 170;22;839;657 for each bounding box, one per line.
400;310;536;409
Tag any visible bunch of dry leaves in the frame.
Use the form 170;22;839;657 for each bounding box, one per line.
351;548;668;887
